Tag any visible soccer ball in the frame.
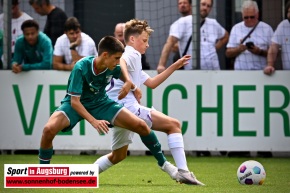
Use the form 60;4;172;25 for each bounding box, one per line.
237;160;266;185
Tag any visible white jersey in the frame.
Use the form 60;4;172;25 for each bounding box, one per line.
271;19;290;69
106;46;150;106
200;18;226;70
54;32;97;64
0;12;32;53
170;15;192;70
227;21;273;70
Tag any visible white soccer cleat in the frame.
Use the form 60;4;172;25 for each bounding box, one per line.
160;161;178;180
176;169;205;186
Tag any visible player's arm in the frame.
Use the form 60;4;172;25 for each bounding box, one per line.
157;36;178;74
53;55;74;71
145;55;191;89
264;42;279;75
215;31;229;50
118;58;136;100
70;95;109;134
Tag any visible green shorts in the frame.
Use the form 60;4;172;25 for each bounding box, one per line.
56;98;123;132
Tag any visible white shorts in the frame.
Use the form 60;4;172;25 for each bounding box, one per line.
111;103;153;150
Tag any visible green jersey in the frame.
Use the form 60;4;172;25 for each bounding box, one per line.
62;56;122;107
12;31;53;70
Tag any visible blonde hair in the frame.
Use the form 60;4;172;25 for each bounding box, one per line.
124;19;154;43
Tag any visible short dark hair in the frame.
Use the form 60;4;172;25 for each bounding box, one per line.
98;36;124;55
28;0;50;6
21;19;39;31
64;17;81;32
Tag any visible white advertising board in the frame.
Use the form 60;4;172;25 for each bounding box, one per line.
0;70;289;151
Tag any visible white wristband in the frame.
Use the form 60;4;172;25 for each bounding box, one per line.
131;84;137;91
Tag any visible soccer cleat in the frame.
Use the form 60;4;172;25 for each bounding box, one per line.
176;169;205;185
160;161;178;180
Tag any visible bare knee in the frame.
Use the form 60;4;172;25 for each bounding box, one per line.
135;120;151;136
169;118;182;133
42;124;59;141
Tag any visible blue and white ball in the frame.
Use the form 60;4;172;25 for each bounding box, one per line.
237;160;266;185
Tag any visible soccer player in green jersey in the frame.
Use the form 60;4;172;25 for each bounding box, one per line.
38;36;151;164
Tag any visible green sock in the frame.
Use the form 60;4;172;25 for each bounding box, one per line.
39;147;53;164
140;130;167;167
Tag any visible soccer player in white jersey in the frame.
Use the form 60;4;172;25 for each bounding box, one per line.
94;19;204;185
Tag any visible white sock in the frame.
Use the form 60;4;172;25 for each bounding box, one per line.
94;155;113;174
168;133;189;171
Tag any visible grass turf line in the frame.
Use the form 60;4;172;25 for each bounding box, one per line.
1;155;290;193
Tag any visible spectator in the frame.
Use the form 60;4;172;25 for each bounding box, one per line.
53;17;97;71
157;0;228;72
0;0;33;67
264;1;290;75
226;0;273;70
29;0;67;46
11;19;52;73
172;0;192;63
114;22;150;69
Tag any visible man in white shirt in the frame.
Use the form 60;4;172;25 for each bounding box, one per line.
264;1;290;75
226;0;273;70
0;0;32;67
157;0;228;72
53;17;97;71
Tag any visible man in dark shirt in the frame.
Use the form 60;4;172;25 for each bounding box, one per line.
29;0;67;46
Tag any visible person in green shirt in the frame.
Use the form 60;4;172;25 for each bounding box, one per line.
12;19;52;73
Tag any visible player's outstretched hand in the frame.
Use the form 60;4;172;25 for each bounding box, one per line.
91;119;110;134
174;55;191;70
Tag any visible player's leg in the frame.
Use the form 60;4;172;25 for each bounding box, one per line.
113;107;150;136
151;110;205;185
39;111;69;164
39;103;81;164
125;105;177;179
94;127;134;173
95;145;129;173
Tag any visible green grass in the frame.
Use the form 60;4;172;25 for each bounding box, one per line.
1;155;290;193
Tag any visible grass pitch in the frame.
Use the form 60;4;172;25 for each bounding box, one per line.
1;154;290;193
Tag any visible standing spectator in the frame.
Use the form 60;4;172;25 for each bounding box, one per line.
29;0;67;46
226;0;273;70
12;19;52;73
157;0;228;72
264;1;290;75
172;0;192;63
0;0;33;67
114;22;150;69
53;17;97;71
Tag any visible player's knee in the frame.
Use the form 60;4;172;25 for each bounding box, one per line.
42;125;58;139
169;118;182;133
135;120;151;136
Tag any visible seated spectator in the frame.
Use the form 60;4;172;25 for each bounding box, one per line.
29;0;67;46
264;1;290;75
12;19;52;73
0;0;33;68
226;0;273;70
53;17;97;71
